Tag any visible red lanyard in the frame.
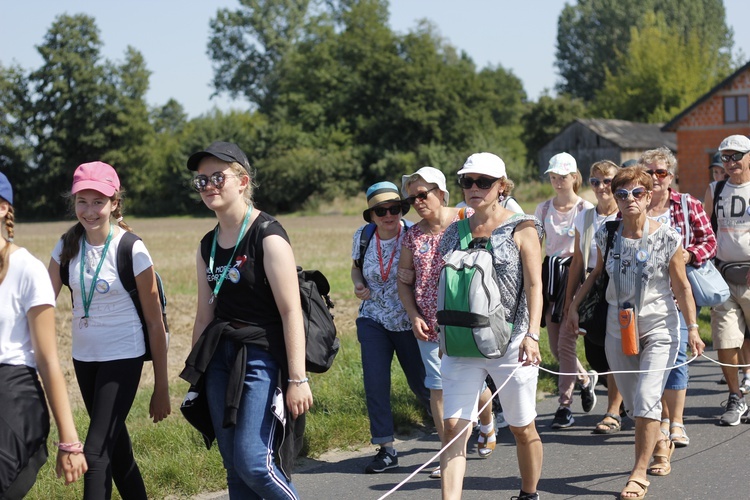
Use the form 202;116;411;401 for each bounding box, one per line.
375;225;401;282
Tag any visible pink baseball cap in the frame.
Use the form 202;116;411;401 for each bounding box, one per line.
71;161;121;196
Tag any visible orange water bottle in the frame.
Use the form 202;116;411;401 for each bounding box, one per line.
619;302;639;356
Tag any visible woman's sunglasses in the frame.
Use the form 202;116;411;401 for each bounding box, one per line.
191;172;238;192
458;176;498;190
721;151;747;163
614;187;648;201
646;169;670;179
405;187;438;205
588;178;613;188
371;204;403;217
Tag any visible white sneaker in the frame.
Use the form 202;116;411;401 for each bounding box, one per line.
740;377;750;395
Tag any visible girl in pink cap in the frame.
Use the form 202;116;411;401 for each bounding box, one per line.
0;172;87;497
48;162;171;499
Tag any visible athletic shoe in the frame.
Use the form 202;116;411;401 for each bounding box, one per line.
719;393;748;426
580;370;598;413
551;406;575;429
511;492;540;500
364;447;398;473
495;410;510;430
740;377;750;395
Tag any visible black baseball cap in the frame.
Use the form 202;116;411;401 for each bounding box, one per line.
187;141;251;172
709;152;723;169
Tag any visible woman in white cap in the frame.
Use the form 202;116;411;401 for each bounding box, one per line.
48;162;170;499
439;152;544;500
0;172;87;497
397;167;495;479
351;182;430;474
535;152;595;429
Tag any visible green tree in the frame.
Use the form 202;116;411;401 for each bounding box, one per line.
555;0;732;101
593;12;730;122
520;93;589;171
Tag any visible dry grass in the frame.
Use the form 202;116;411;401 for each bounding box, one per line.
14;214;366;408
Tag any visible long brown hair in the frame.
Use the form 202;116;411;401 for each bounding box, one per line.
60;190;133;267
0;204;14;286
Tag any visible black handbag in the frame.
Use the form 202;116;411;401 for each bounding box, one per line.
577;222;618;346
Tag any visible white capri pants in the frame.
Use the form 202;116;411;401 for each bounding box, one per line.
441;333;538;427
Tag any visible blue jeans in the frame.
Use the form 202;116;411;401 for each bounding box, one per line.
665;312;689;390
205;340;298;500
356;317;430;444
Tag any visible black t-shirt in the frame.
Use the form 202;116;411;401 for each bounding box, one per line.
199;212;291;358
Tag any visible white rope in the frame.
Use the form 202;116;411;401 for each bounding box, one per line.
377;352;750;498
377;365;521;500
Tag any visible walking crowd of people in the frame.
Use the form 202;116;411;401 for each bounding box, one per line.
1;134;749;500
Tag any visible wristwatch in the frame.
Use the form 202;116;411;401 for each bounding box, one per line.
525;332;540;342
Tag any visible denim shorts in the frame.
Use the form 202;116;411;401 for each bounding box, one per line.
417;339;442;390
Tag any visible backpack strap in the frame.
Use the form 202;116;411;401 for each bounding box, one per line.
457;218;473;250
355;223;377;269
711;180;727;235
680;193;691;248
540;199;552;226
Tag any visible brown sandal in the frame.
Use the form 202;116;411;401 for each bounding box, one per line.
477;426;496;458
620;477;650;499
647;438;675;476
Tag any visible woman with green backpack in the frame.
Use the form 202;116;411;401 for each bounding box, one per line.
437;153;544;500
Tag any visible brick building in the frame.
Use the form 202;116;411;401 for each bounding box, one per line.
662;60;750;199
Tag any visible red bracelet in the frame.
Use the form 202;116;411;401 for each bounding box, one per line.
55;441;84;454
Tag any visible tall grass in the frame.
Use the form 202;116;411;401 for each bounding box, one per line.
16;189;713;497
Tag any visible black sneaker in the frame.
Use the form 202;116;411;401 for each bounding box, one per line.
551;406;574;429
511;492;540;500
580;370;598;413
364;447;398;473
719;393;748;426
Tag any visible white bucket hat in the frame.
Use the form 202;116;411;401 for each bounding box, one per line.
401;166;450;206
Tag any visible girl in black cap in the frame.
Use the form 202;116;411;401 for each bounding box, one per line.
181;142;311;499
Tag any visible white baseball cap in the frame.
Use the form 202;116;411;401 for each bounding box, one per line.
401;166;450;206
544;152;578;175
718;135;750;153
456;152;507;178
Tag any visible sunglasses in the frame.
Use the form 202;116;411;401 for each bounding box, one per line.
405;187;438;205
721;151;747;163
614;187;649;201
646;169;670;179
588;178;613;188
191;172;238;192
371;204;403;217
458;176;498;190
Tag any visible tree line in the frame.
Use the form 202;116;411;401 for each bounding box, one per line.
0;0;739;219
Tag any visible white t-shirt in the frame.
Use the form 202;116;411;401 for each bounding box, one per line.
573;208;618;269
535;197;594;258
711;179;750;262
52;229;154;361
0;248;56;368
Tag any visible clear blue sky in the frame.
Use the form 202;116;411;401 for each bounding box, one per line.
1;0;748;118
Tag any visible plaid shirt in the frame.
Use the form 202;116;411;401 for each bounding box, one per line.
668;189;716;267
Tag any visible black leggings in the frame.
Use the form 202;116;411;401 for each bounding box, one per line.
74;357;146;500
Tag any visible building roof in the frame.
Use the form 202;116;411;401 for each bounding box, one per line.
576;118;676;150
662;60;750;132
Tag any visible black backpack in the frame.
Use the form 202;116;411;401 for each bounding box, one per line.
60;230;169;361
710;179;727;235
256;221;339;373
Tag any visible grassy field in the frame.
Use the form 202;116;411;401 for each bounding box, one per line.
17;205;713;498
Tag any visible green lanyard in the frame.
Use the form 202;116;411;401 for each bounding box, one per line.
79;224;114;328
208;206;252;304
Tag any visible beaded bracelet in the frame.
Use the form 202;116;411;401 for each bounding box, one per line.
288;377;309;386
55;441;84;454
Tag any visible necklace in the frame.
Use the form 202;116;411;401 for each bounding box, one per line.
597;204;618;217
376;224;401;282
208;205;252;304
79;224;113;328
